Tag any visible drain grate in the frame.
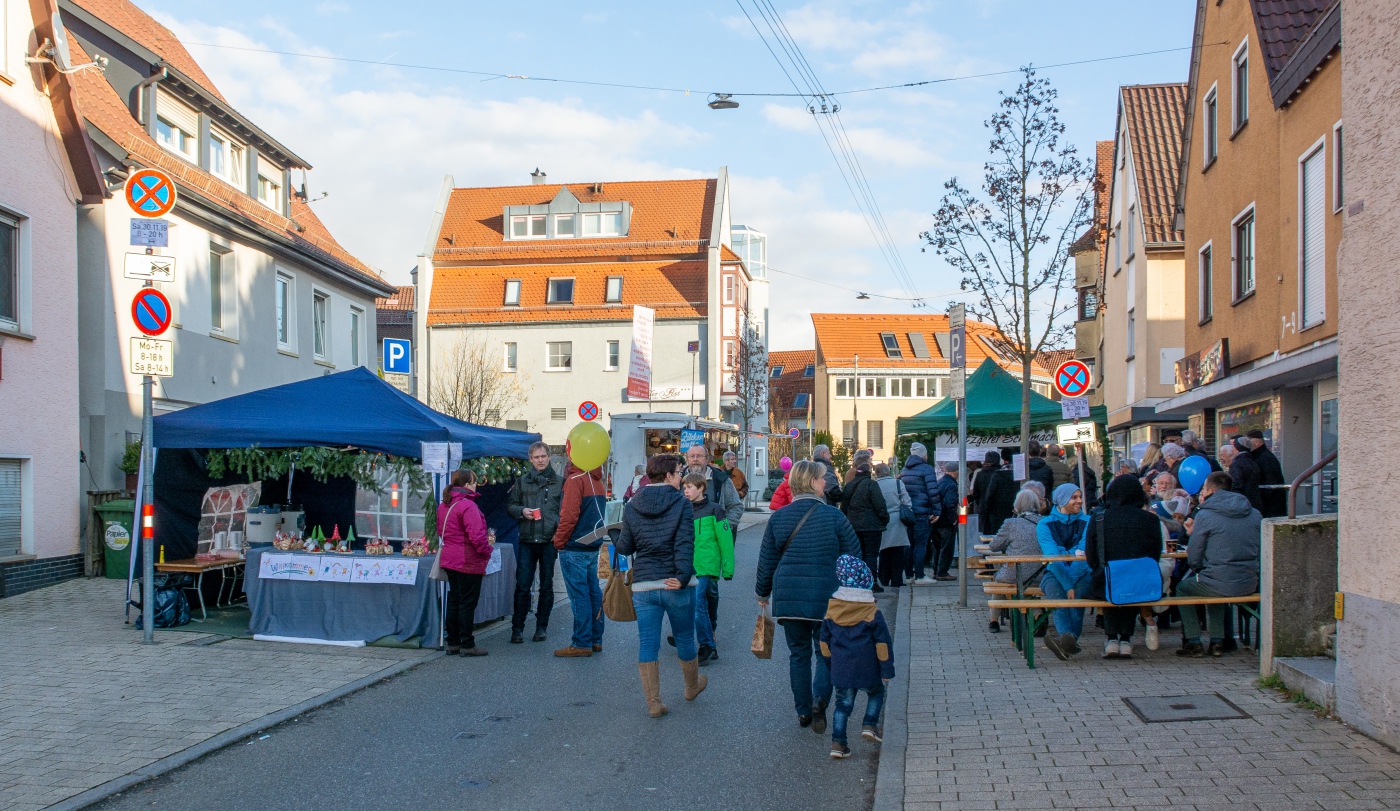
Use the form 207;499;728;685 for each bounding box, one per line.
1122;693;1250;723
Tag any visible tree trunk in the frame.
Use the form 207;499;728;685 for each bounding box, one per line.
1021;262;1032;461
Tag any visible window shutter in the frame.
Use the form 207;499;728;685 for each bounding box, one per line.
0;459;21;557
156;89;198;134
1301;149;1327;328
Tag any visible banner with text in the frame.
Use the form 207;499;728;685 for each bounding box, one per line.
627;305;655;401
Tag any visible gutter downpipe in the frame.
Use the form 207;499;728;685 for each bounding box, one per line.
136;65;168;136
1287;449;1338;519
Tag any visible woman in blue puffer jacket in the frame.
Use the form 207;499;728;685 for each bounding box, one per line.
756;460;862;734
1037;483;1091;661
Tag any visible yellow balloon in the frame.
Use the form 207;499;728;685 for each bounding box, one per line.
566;421;611;471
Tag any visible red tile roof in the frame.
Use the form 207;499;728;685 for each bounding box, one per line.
1036;349;1076;374
69;0;228;103
1120;84;1187;245
769;350;815;375
811;313;1049;375
432;179;716;264
428;261;707;326
1249;0;1338;80
376;286;416;311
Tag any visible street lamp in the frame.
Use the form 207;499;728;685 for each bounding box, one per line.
708;93;739;110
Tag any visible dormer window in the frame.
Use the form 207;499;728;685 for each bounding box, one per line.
504;279;521;306
605;276;623;303
154;89;197;162
555;214;576;236
547;278;574;304
256;156;283;211
209;129;244;186
880;332;902;358
582;212;622;236
770;366;785;378
156;117;195;159
511;215;547;239
804;364;815;377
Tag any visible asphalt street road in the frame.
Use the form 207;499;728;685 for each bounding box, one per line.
94;514;889;811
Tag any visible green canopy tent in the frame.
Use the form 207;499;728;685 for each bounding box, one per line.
895;357;1107;436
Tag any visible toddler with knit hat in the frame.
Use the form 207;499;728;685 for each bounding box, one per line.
820;555;895;759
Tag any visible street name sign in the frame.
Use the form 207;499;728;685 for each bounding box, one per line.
1053;358;1092;399
382;338;411;374
124;168;177;217
129;219;168;247
1059;396;1090;420
123;252;176;283
1056;422;1097;445
129;337;173;377
131;288;172;337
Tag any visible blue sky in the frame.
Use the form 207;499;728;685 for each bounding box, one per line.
148;0;1197;350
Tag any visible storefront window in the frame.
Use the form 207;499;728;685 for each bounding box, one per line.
1319;398;1338;514
1217;400;1272;448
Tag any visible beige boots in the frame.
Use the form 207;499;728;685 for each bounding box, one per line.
638;662;667;718
638;659;708;717
681;657;708;701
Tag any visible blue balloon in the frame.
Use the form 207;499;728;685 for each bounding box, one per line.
1177;455;1211;495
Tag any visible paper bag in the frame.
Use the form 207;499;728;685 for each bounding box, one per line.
751;611;775;660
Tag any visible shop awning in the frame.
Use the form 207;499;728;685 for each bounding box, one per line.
153;366;539;459
896;358;1107;436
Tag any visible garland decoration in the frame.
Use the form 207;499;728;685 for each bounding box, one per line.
204;446;430;494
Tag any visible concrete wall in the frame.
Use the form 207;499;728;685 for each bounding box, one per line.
0;12;83;565
1258;515;1337;676
1336;0;1400;752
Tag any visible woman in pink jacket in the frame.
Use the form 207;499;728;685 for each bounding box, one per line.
437;469;493;656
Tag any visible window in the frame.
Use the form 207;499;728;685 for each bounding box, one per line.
0;211;17;327
209;129;244;186
842;421;858;447
862;378;886;398
1300;143;1327;329
555;214;576;236
892;378;911;397
908;332;930;359
1203;85;1219;165
503;342;517;372
504;279;521;306
1333;122;1344;211
506;419;529;432
510;215;546;239
770;366;785;378
154;91;198;162
880;332;902;358
605;276;623;303
156;118;193;159
354;470;429;542
1233;207;1256;300
804;364;815;377
724;339;737;369
547;278;574;304
606;340;620;370
349;307;363;366
835;378;855;398
723;275;735;304
312;291;329;361
546;341;572;371
1113;225;1122;270
582;212;623;236
0;458;26;557
792;393;809;409
916;378;927;397
1232;41;1249;133
209;247;235;335
1126;309;1136;359
1198;242;1214;322
1078;288;1098;321
1126;205;1136;259
275;271;294;349
867;421;884;449
551;408;567;420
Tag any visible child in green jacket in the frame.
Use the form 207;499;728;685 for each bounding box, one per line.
682;472;734;663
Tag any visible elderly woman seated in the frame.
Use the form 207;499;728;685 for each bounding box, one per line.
985;489;1043;633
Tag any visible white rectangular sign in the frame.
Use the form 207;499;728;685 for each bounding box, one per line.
420;441;450;475
1012;453;1027;481
1057;422;1098;445
123;252;176;283
626;305;655;401
130;219;168;247
129;337;173;377
949;366;966;399
1059;396;1090;420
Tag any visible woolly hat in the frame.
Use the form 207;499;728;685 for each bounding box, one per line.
1051;483;1081;510
910;442;928;459
835;554;873;591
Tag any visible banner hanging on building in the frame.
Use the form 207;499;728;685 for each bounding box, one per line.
627;305;655;401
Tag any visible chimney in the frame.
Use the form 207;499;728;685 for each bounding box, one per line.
530;168;547;185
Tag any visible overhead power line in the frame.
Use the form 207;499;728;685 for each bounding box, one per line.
767;266;959;303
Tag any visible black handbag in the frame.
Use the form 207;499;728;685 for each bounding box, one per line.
897;480;917;528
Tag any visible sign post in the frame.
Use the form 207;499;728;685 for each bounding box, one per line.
949;303;969;607
124;168;176;645
1053;359;1095;513
687;340;700;419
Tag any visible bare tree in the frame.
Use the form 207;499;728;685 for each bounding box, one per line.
430;334;528;425
922;67;1092;457
732;307;769;459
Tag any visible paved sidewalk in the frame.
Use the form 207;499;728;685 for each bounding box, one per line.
900;585;1400;810
0;579;436;811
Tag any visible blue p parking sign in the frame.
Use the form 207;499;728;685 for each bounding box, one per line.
382;338;411;374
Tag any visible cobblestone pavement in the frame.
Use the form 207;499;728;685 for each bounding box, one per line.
0;579;434;811
902;585;1400;810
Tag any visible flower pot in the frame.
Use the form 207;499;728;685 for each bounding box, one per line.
125;473;139;491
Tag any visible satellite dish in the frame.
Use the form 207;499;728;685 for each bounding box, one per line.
51;12;73;71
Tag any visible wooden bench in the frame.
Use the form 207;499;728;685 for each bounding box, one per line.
987;595;1261;669
983;583;1043;598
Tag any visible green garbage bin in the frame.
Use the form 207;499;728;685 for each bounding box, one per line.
95;499;135;580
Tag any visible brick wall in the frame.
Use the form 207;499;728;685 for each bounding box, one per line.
1;555;85;598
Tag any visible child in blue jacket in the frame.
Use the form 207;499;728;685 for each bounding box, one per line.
820;555;895;759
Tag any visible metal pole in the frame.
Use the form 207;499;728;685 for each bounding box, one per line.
1075;418;1086;510
689;351;696;419
957;395;968;608
141;373;154;643
852;355;859;450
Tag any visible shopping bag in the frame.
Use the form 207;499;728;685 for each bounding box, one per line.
597;542;613;580
603;567;636;622
1105;558;1164;605
751;610;775;659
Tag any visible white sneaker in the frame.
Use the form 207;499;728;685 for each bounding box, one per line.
1119;641;1133;658
1145;625;1160;651
915;577;937;585
1102;640;1121;659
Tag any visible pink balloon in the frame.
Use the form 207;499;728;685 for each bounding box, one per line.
779;456;793;472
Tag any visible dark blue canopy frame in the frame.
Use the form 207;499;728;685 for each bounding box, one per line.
153;366;540;460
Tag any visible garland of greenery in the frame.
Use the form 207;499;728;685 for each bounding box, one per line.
204;446;530;492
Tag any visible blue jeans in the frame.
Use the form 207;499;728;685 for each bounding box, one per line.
781;619;832;716
693;576;715;648
1039;568;1093;638
832;684;885;745
633;586;697;663
559;550;604;649
905;520;930;579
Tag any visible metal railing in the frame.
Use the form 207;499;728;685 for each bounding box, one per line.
1288;450;1338;519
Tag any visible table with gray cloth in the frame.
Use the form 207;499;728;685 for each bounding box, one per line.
243;545;516;646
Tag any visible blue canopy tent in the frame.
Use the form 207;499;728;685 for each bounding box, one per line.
149;367;540;559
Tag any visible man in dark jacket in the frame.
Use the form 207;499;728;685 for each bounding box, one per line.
841;463;890;593
979;448;1019;535
506;442;562;643
813;444;845;505
1177;472;1262;657
929;464;960;580
1026;440;1055;494
1219;442;1262;512
1246;429;1287;518
899;442;939;583
1045;443;1074;488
